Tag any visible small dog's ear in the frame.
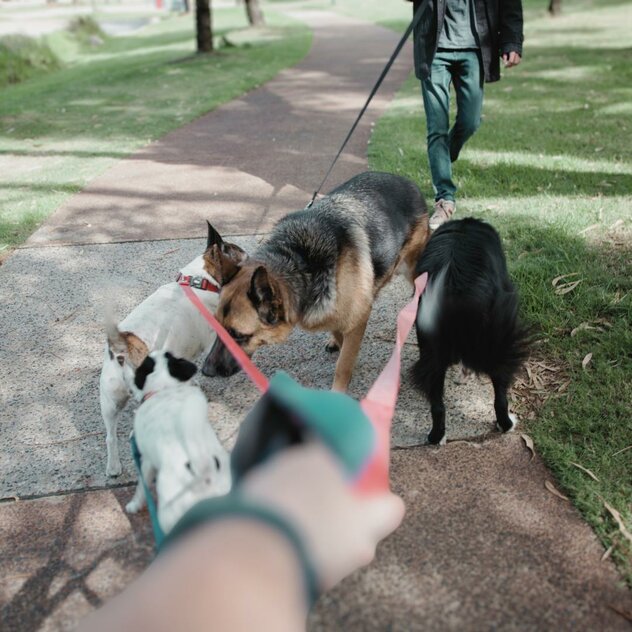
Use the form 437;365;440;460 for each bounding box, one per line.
204;222;248;286
248;266;285;325
134;355;156;390
203;244;239;286
207;221;224;249
166;354;198;382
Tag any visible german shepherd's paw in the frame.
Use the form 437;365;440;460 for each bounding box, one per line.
325;335;340;353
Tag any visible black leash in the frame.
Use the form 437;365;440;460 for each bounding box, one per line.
306;0;430;208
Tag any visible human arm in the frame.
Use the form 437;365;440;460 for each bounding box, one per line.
82;444;405;631
499;0;524;67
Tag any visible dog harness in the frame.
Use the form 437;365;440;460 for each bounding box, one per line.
176;272;219;293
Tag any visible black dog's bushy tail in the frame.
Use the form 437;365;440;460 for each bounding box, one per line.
413;279;531;393
486;288;532;377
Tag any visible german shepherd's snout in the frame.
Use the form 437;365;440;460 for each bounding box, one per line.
202;171;429;391
202;338;240;377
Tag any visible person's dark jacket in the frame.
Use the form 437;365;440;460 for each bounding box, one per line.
409;0;523;83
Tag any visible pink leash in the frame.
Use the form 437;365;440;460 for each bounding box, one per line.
180;273;428;493
355;273;427;492
181;284;269;393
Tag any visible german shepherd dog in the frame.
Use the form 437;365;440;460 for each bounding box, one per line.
202;171;429;391
413;218;530;445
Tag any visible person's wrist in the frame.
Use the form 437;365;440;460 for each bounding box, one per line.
187;519;308;627
501;43;522;56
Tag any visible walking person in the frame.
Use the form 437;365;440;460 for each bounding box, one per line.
409;0;524;229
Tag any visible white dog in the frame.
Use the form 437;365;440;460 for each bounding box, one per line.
126;351;232;534
100;223;246;476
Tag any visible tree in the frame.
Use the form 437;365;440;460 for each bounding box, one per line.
244;0;265;26
196;0;213;53
548;0;561;16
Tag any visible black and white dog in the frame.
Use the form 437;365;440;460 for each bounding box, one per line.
100;223;245;476
413;218;530;445
126;351;231;534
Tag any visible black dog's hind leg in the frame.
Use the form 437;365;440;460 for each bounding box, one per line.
427;366;448;445
415;349;448;445
491;373;517;433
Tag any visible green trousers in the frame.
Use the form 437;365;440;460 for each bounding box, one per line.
421;49;484;203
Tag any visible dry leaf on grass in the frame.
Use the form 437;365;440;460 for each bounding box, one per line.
520;434;535;461
609;604;632;622
582;352;593;369
545;480;569;501
555;279;583;295
612;445;632;457
603;501;632;545
571;322;604;337
551;272;579;287
512;354;569;421
601;543;614;562
569;461;599;481
578;223;601;235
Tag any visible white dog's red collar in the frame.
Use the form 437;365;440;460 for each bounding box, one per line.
176;273;219;293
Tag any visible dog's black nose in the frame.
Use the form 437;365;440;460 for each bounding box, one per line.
201;362;218;377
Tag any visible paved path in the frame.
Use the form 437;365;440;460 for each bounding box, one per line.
27;9;412;246
1;7;630;631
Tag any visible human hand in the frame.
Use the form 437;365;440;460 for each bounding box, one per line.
502;51;521;68
241;443;405;591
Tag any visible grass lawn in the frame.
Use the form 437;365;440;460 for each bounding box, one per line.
341;0;631;582
0;7;311;253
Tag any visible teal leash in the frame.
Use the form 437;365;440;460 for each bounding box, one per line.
130;434;165;551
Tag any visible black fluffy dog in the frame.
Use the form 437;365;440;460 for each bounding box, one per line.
413;218;530;445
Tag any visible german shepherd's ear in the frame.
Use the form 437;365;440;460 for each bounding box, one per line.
248;266;285;326
203;222;248;286
165;352;198;382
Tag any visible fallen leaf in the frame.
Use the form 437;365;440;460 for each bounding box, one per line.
582;352;593;369
520;434;535;461
612;445;632;458
552;272;580;287
601;544;614;562
555;279;583;295
609;219;624;230
609;604;632;622
603;501;632;545
545;480;569;501
578;223;600;235
557;380;571;393
569;461;599;481
571;323;593;337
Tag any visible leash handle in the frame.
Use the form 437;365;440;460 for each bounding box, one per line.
355;273;428;493
180;284;269;393
307;0;430;206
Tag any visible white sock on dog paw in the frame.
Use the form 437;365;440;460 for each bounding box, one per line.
497;413;518;433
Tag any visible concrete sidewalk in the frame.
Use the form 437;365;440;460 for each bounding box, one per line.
1;7;630;631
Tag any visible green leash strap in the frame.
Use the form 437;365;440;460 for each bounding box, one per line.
130;434;166;551
161;494;320;606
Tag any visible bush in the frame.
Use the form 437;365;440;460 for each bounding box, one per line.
67;16;106;44
0;35;60;88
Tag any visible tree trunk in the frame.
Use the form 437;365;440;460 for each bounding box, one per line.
548;0;561;16
245;0;265;26
196;0;213;53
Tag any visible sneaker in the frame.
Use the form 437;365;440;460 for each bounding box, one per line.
429;199;455;230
